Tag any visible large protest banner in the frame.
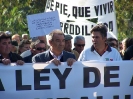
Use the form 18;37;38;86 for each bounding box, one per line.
45;0;117;48
0;61;133;99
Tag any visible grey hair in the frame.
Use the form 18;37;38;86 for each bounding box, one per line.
48;29;64;41
74;35;85;44
22;33;28;38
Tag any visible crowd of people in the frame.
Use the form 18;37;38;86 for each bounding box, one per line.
0;24;133;66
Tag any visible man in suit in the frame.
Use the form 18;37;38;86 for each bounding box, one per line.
32;29;76;66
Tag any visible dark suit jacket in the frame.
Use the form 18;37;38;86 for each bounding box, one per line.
23;54;33;63
32;49;76;63
0;52;23;63
123;45;133;60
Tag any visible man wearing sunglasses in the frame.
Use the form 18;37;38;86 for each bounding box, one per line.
32;29;76;66
23;40;46;63
73;36;85;54
78;24;122;61
64;35;79;60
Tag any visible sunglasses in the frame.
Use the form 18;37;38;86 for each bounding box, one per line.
76;44;85;47
36;47;46;51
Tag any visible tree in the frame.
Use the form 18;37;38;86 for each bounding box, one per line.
115;0;133;41
0;0;47;35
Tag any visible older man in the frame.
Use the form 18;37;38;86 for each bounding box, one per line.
0;32;24;65
64;35;79;60
12;34;21;44
73;35;85;54
32;29;76;66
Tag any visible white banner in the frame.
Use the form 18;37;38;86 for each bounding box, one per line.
45;0;117;48
0;61;133;99
46;0;115;19
27;10;61;37
60;20;116;49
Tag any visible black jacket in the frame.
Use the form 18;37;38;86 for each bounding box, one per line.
123;45;133;60
32;49;76;63
0;52;23;63
23;54;33;63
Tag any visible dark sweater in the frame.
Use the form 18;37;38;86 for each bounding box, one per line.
123;45;133;60
0;52;23;63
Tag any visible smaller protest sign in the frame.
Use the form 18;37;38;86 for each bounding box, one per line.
27;10;61;37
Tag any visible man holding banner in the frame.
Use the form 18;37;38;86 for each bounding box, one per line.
32;29;76;66
0;32;24;65
78;24;122;61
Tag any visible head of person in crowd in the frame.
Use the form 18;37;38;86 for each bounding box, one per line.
22;34;29;40
90;23;107;49
18;39;31;55
12;34;21;44
32;35;48;49
64;35;73;52
0;32;12;57
48;29;65;55
0;32;24;65
38;35;46;43
106;37;118;49
120;38;133;57
30;40;46;56
74;35;85;54
11;40;18;53
64;34;79;60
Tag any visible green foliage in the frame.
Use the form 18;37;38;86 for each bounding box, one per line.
115;0;133;41
0;0;47;36
0;0;133;41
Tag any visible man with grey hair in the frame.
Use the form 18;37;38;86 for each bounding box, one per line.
73;35;85;54
32;29;76;66
64;34;79;60
22;34;29;40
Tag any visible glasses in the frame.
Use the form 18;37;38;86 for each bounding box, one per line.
76;44;85;47
36;47;46;51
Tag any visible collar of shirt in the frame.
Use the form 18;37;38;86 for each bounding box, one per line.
50;51;63;60
91;44;112;56
91;44;112;52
